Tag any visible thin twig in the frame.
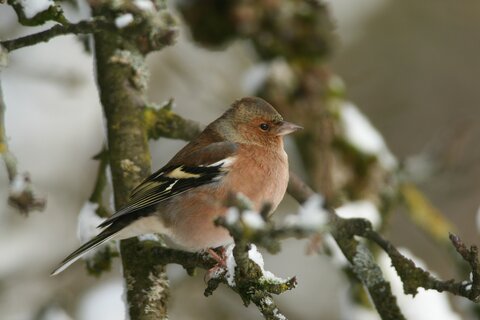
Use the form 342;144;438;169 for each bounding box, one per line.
1;17;112;52
0;73;45;214
89;147;111;218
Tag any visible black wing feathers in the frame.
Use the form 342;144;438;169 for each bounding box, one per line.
97;142;237;229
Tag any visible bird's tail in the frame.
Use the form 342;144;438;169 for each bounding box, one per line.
50;225;120;276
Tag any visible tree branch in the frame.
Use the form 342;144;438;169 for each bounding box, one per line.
287;175;406;320
1;17;113;52
0;64;45;214
363;229;480;302
6;0;67;27
90;1;177;318
144;100;202;141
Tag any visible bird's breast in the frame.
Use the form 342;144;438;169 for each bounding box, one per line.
224;145;289;212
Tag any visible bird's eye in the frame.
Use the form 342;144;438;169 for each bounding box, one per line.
259;123;270;131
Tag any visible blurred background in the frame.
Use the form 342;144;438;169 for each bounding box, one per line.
0;0;479;319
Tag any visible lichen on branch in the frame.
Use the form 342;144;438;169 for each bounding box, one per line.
89;0;177;318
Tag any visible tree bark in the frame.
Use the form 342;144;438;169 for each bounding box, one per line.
92;16;169;320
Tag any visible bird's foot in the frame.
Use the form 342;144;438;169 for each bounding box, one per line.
204;247;227;282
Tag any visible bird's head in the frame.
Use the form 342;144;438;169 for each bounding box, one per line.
214;97;302;146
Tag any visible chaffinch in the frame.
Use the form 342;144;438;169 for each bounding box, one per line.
52;97;302;275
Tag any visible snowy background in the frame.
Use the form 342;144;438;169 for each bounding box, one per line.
1;0;480;319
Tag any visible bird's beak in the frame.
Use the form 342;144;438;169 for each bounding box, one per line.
275;121;303;136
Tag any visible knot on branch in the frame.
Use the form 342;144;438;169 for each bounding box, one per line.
8;172;46;214
144;100;203;141
92;0;177;54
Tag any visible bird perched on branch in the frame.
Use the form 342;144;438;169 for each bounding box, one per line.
52;97;302;275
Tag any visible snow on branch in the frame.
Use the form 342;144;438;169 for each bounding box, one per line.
7;0;67;26
142;107;480;319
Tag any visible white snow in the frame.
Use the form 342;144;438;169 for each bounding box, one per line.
225;244;237;286
224;244;284;286
225;207;240;225
77;280;125;320
242;210;266;229
134;0;155;11
269;59;295;90
273;308;287;320
137;233;160;242
77;201;105;245
340;102;397;170
225;207;265;229
284;194;329;230
115;13;134;29
242;59;295;94
324;234;349;267
39;305;73;320
249;244;285;282
336;200;381;229
19;0;55;19
10;173;28;195
248;244;264;268
242;63;269;94
378;248;462;320
339;286;380;320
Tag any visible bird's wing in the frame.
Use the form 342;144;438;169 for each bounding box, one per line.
98;142;237;228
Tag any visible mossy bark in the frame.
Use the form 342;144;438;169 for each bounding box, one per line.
92;16;169;320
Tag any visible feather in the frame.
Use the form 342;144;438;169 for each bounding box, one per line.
97;143;237;229
50;225;121;276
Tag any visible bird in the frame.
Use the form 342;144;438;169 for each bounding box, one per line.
51;97;302;275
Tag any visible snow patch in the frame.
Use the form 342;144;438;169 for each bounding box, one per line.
225;208;240;225
77;280;125;320
225;207;265;229
336;200;381;229
242;59;295;94
225;244;284;286
225;244;237;286
19;0;55;19
138;233;160;242
76;201;106;259
242;63;269;94
340;102;397;170
40;305;73;320
134;0;155;11
242;210;266;229
115;14;134;29
378;248;462;320
284;194;329;230
269;59;295;90
10;173;28;195
249;244;285;283
324;234;349;267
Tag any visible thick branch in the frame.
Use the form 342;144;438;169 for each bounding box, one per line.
91;1;177;317
144;102;202;141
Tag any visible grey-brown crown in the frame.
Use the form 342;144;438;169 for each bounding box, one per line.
226;97;283;123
